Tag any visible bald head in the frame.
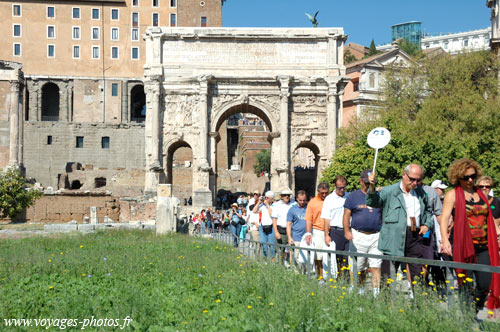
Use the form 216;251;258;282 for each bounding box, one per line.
402;164;423;193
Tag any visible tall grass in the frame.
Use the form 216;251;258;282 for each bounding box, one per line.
0;231;495;331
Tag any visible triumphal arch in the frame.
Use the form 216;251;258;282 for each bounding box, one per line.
143;27;348;206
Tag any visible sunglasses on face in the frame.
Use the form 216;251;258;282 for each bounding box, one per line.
460;174;477;181
405;173;419;183
478;185;492;189
336;186;346;190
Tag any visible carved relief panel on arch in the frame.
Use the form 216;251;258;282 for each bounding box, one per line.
163;94;199;128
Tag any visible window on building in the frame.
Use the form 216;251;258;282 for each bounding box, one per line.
170;14;176;27
111;46;119;59
369;73;375;88
153;0;158;7
111;27;119;40
92;8;99;20
111;9;119;20
13;4;21;17
101;137;110;149
464;39;469;47
73;26;80;39
131;47;139;59
47;44;55;58
444;42;448;50
111;83;118;96
13;43;21;56
47;136;52;145
152;13;159;27
76;136;84;148
73;45;80;59
353;80;359;92
131;28;139;41
132;0;139;6
201;16;207;27
92;46;99;59
170;0;176;7
72;7;80;19
132;12;139;27
47;26;55;39
95;177;107;187
13;24;21;37
92;27;100;40
47;6;55;18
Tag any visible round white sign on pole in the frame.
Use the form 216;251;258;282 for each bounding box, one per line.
367;127;391;149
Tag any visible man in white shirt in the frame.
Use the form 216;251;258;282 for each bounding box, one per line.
272;188;295;264
322;175;349;273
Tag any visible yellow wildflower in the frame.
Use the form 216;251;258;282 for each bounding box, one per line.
247;305;252;309
269;302;274;306
311;292;315;296
216;299;221;303
203;309;208;313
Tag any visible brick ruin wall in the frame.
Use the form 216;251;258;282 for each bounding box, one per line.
23;122;146;196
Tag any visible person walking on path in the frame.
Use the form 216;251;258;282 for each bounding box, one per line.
343;169;383;296
366;164;433;286
305;182;330;279
322;175;349;275
439;159;500;312
253;191;276;258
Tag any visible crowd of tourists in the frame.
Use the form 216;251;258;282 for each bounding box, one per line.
189;158;500;314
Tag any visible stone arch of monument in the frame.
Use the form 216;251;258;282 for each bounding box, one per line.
211;99;277;133
291;141;321;198
143;27;349;206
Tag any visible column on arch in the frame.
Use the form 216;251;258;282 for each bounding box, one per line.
144;75;162;193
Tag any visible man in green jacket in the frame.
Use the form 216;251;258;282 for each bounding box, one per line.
366;164;433;284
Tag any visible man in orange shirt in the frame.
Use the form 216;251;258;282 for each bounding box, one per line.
305;182;330;279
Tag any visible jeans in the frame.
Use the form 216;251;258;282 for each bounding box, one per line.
201;222;206;235
259;225;275;257
230;223;241;247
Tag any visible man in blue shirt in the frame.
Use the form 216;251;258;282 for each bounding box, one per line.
343;169;383;296
286;190;308;267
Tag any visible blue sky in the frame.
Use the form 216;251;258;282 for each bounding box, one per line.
222;0;490;46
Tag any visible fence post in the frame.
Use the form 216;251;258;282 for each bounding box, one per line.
307;250;311;280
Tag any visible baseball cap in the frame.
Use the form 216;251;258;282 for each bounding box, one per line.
431;180;448;190
361;169;372;183
264;191;275;198
231;203;238;208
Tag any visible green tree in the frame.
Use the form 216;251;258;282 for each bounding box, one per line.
253;150;271;176
322;51;500;192
0;168;42;219
344;50;357;64
368;39;378;56
397;39;423;58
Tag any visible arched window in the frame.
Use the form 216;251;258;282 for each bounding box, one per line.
41;82;60;121
130;85;145;123
369;73;375;89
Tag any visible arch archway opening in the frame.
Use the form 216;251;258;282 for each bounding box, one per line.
214;104;272;209
41;82;60;121
130;85;145;123
166;141;193;203
292;143;319;199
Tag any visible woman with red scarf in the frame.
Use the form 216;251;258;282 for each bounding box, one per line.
440;159;500;312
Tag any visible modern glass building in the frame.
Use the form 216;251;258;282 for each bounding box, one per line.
391;21;422;48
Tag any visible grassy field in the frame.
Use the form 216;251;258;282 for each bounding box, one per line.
0;230;496;331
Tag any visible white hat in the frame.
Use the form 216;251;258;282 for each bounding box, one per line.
281;188;293;195
431;180;448;190
264;191;275;198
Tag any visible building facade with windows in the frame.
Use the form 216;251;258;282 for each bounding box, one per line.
378;27;491;54
342;49;412;127
0;0;223;196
